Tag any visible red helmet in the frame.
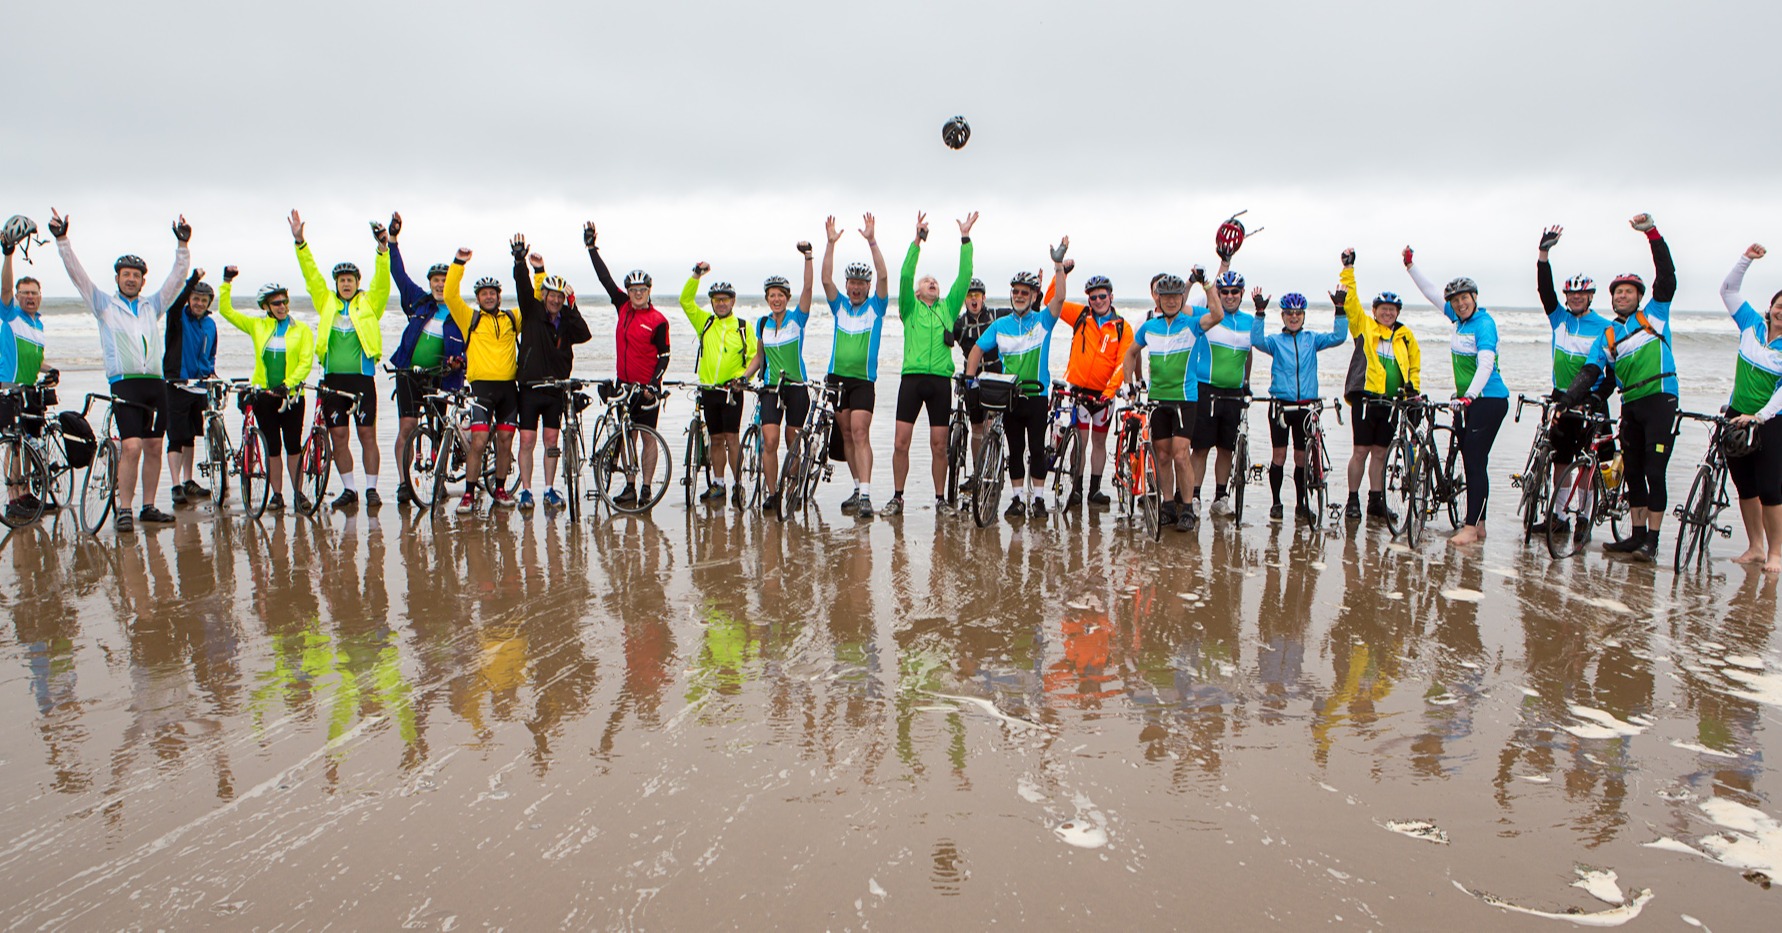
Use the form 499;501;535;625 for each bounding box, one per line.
1609;273;1645;297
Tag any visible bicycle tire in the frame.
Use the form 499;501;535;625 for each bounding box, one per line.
1229;437;1249;523
607;424;671;514
1405;441;1433;547
778;442;803;521
1519;450;1550;545
740;424;763;510
302;429;332;514
206;420;232;508
44;432;77;515
431;429;461;518
561;424;583;521
1546;460;1596;559
1113;419;1136;517
402;423;442;511
78;439;117;536
971;428;1005;528
240;426;271;520
1674;464;1717;573
684;423;700;508
798;428;826;516
1139;442;1162;541
1;437;49;527
1438;426;1465;530
1384;437;1412;538
1306;436;1328;530
945;412;967;507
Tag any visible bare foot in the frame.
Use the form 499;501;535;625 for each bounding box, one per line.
1766;555;1781;574
1732;548;1766;565
1449;525;1484;547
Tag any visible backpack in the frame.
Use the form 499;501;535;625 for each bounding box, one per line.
697;315;748;375
1603;308;1674;391
59;411;97;469
467;305;518;338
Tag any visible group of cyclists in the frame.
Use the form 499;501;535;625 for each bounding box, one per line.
1;208;1779;572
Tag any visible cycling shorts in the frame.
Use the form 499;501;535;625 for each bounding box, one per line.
469;380;519;433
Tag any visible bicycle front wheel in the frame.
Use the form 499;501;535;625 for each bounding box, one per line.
402;424;442;511
431;429;462;518
1139;442;1162;541
1306;438;1329;530
561;424;584;521
1;437;49;528
1674;464;1718;572
78;439;118;536
1438;427;1465;530
205;420;232;509
302;430;332;514
1546;460;1596;559
1229;439;1249;524
945;413;968;507
971;428;1006;528
1518;451;1550;545
778;441;804;521
239;426;271;520
740;424;764;510
1384;438;1412;539
45;433;77;514
604;425;671;514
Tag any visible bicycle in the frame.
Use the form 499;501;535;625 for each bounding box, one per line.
295;383;360;514
736;384;769;511
943;374;972;508
966;373;1044;528
523;376;598;521
180;376;248;511
1509;394;1561;546
1672;409;1742;573
584;380;674;515
1111;390;1163;541
389;364;452;511
1212;393;1257;523
1269;397;1343;530
1543;408;1624;559
74;392;156;536
1;383;54;527
1374;396;1465;546
665;381;719;508
1042;381;1082;504
777;380;840;521
422;385;505;517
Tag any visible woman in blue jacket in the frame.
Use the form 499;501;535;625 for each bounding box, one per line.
1252;288;1347;523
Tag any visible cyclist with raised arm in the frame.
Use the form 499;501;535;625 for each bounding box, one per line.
889;210;976;514
1532;225;1614;534
741;242;816;514
965;243;1071;519
951;276;1005;482
820;213;890;519
1189;262;1257;519
386;212;467;506
1044;262;1134;509
681;261;759;508
585;221;670;506
1123;268;1226;531
217;269;316;512
1406;249;1511;547
1252;287;1346;523
516;246;590;511
1716;243;1782;573
1558;214;1679;562
50;208;192;532
443;241;524;514
1339;250;1420;524
290;210;392;509
161;269;217;506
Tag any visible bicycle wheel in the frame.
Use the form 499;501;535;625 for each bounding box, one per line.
239;426;271;520
1139;442;1162;541
945;412;968;507
1518;451;1550;544
206;420;232;508
1439;428;1465;530
605;425;672;514
45;433;77;514
1405;443;1434;547
798;429;827;515
683;424;700;508
1546;460;1597;559
561;424;584;521
1305;438;1328;530
301;429;332;514
1674;465;1717;572
431;430;462;517
402;423;442;511
777;441;804;521
1046;421;1074;499
739;424;764;510
1384;438;1412;538
971;428;1006;528
78;439;118;536
1;437;49;527
1229;438;1249;523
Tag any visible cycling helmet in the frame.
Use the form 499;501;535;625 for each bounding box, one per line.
1084;275;1113;294
1372;291;1404;309
1443;277;1479;300
1010;270;1043;290
1279;293;1308;311
1563;274;1596;293
1215;270;1245;290
1;215;35;248
1609;272;1646;297
473;276;501;292
763;275;791;294
1722;421;1761;459
708;281;736;298
1155;275;1188;296
256;283;289;307
623;269;652;288
541;275;571;295
844;262;872;282
114;254;147;273
190;281;215;298
332;262;360;279
967;277;987;294
426;263;451;279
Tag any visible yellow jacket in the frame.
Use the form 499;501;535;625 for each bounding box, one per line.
444;262;522;382
1342;266;1421;397
217;281;315;390
679;276;758;385
296;243;391;361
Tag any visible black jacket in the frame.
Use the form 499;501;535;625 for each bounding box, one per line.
515;259;592;382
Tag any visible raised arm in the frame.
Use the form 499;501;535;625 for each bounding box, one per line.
1250;308;1272;355
1402;247;1446;312
216;271;259;334
897;219;922;318
388;241;428;312
1046;238;1070;317
1318;285;1350;350
820;216;841;303
680;263;712;330
1634;214;1676;305
797;241;815;314
583;222;626;306
863;213;888;300
0;251;13;309
1195;268;1225;332
1044;270;1086;326
1536;225;1562;316
512;237;542;316
443;250;475;332
1724;244;1765;324
946;212;977;318
367;228;393;318
51;210;107;312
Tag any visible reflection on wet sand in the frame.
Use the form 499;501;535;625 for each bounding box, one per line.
1;505;1779;927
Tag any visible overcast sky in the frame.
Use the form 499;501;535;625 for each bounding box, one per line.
7;0;1780;309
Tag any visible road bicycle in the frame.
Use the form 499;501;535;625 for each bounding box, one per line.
1373;396;1465;547
523;377;597;521
1672;409;1744;573
1509;394;1562;546
1212;393;1256;523
390;364;452;511
74;392;157;535
966;373;1044;528
943;374;973;508
777;380;840;521
736;384;770;512
1542;408;1624;559
423;385;504;517
0;377;79;527
1042;380;1082;504
296;383;361;514
584;380;674;514
1111;389;1163;541
1268;397;1343;530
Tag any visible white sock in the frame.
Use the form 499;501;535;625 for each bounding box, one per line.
342;471;357;492
853;481;861;493
366;473;379;494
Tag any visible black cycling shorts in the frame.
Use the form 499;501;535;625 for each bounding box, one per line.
518;384;566;432
700;388;744;435
469;380;519;432
895;374;951;427
1348;392;1398;448
1191;386;1246;450
1550;396;1611;464
111;378;167;440
164;382;207;451
1150;400;1197;441
321;373;376;428
627;386;662;429
249;391;306;456
1268;401;1313;452
394;371;440;420
761;383;810;428
828;374;876;413
1727;412;1782;507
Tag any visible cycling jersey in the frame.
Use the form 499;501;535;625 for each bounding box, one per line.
161;280;217;382
1042;275;1131;395
1536;259;1612;392
898;238;973;377
756;309;810;386
1190;308;1254;390
443;262;521;383
1719;254;1782;421
827;292;889;381
1340;268;1421;398
975;308;1059;389
1443;306;1509;399
1584;232;1679;403
0;300;45;384
389;243;466;389
217;281;315;390
679;276;758;385
952;306;1007;372
1133;313;1209;402
57;238;190;381
298;243;391;372
588;246;671;385
517;267;591;382
1252;312;1346;401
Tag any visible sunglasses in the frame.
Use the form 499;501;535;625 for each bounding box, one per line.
1218;288;1244;296
268;299;290;308
1282;309;1305;315
1088;292;1111;300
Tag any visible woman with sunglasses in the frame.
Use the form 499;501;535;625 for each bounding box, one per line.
217;266;316;512
1252;285;1348;523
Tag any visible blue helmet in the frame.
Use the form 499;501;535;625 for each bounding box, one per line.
1215;270;1245;290
1083;275;1112;294
1279;293;1307;311
1372;291;1404;309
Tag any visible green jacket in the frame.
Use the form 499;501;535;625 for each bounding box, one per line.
297;242;392;361
217;281;315;390
679;277;758;385
898;238;973;377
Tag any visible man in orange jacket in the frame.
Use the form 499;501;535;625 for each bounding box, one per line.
1046;267;1132;507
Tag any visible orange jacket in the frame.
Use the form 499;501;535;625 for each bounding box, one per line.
1045;277;1131;396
